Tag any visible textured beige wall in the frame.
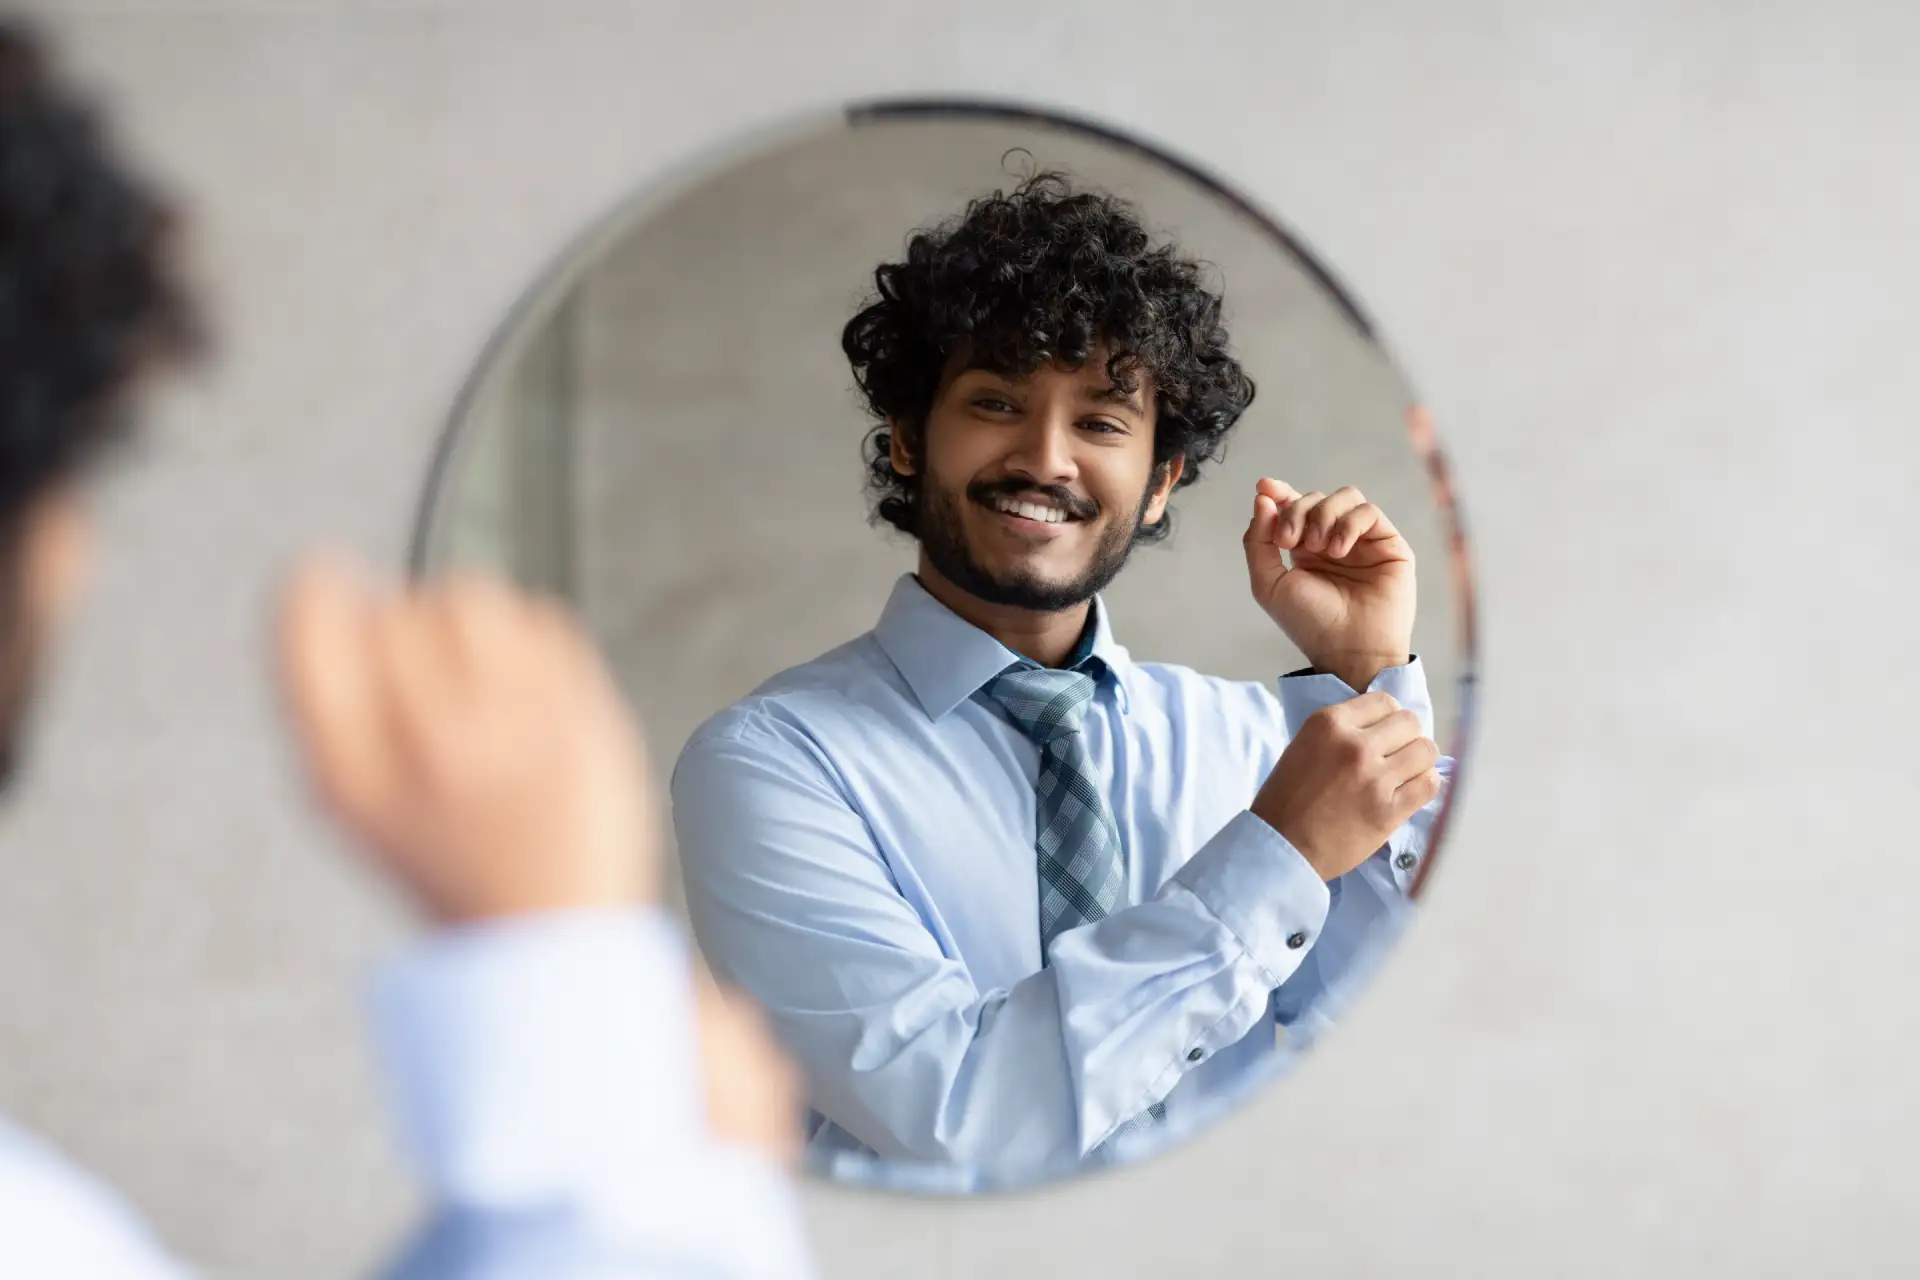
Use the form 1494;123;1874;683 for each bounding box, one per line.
1;3;1915;1278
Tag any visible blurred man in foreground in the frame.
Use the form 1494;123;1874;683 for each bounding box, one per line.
0;20;812;1278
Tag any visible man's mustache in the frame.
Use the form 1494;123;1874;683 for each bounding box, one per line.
967;480;1100;522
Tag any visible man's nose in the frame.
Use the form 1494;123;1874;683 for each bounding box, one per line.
1002;411;1078;486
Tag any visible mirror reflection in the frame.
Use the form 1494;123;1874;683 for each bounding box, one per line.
417;105;1472;1193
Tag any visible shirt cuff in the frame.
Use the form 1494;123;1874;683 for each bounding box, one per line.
366;907;704;1206
1278;656;1434;740
1170;810;1332;984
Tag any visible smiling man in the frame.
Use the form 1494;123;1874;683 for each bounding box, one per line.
673;173;1452;1188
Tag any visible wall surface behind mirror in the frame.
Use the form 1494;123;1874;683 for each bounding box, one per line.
4;3;1916;1279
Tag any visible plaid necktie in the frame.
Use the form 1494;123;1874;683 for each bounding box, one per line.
983;662;1166;1131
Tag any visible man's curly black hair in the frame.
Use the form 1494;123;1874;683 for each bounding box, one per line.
0;23;199;543
842;170;1255;544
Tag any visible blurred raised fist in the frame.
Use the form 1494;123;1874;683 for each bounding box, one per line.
274;553;656;922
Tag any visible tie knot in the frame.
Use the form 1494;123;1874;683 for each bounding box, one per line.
983;665;1097;746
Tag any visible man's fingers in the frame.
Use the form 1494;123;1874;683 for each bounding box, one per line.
1242;491;1273;546
1363;707;1427;758
1243;491;1287;558
1278;491;1325;550
1326;503;1383;560
1337;501;1407;561
373;589;483;783
1244;491;1293;600
1392;766;1444;819
1357;500;1400;543
1383;733;1440;786
1301;486;1366;554
1331;689;1401;728
275;552;394;817
433;572;528;678
1255;477;1300;510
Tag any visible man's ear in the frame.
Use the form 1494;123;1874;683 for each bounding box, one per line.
887;417;918;477
1142;453;1186;526
17;489;92;633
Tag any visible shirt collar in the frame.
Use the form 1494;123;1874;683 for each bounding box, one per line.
872;574;1134;721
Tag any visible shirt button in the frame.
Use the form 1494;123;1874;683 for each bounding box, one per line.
1285;931;1307;950
1395;851;1417;870
1187;1047;1204;1062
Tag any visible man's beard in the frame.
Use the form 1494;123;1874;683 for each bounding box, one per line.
916;476;1155;613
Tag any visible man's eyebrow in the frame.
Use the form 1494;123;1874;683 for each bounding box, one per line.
1086;382;1147;412
949;361;1148;411
954;359;1020;381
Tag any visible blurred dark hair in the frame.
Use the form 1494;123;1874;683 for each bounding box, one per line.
0;22;200;542
842;170;1254;543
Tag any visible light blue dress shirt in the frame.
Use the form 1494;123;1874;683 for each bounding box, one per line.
674;574;1452;1190
0;910;814;1279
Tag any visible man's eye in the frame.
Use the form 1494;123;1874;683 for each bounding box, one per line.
1081;420;1126;435
975;398;1017;413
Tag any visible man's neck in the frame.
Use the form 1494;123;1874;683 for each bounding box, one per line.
914;553;1090;669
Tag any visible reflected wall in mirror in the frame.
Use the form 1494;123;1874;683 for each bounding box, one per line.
415;102;1477;1194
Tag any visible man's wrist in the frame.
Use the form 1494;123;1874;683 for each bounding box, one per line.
1286;651;1413;693
368;907;702;1201
1247;799;1338;881
1330;656;1408;694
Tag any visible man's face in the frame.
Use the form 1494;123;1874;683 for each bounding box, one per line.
894;353;1181;613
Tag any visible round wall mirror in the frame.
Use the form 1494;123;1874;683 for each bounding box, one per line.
412;99;1478;1194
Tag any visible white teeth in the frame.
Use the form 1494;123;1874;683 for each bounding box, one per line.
994;497;1066;523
